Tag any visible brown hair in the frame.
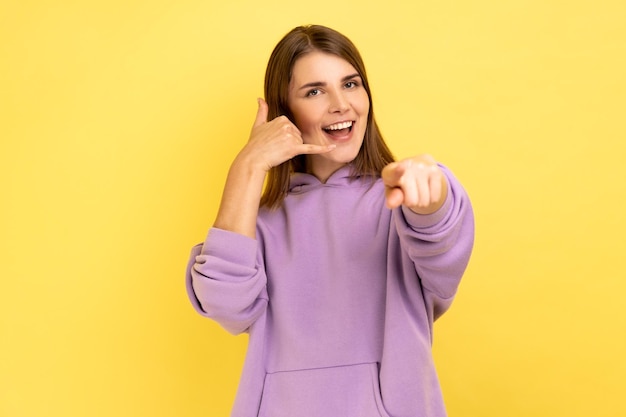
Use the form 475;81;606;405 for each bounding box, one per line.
260;25;395;208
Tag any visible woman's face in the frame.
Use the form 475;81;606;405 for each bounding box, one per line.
287;51;370;182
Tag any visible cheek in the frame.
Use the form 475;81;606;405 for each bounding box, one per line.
288;104;314;132
359;93;371;116
295;119;318;141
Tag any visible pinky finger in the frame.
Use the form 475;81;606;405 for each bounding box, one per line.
428;167;444;204
299;143;337;155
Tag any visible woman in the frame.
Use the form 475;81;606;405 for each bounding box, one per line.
186;25;474;417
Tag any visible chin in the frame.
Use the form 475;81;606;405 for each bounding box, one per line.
332;146;361;162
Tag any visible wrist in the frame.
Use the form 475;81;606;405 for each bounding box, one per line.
231;152;268;180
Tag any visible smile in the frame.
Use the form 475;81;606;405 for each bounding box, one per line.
322;121;354;139
323;121;353;132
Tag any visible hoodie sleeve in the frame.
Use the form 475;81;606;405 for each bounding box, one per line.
391;164;475;320
185;227;268;335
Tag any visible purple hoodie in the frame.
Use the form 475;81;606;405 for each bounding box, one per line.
186;164;474;417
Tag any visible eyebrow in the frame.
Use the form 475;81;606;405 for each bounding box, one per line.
297;73;361;91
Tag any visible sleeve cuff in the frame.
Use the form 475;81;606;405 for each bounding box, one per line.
200;227;258;267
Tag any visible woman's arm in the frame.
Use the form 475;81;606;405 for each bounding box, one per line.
186;99;336;332
390;163;474;319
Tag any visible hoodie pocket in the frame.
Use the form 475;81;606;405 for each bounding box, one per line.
258;362;391;417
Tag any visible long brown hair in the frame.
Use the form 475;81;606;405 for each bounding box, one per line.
260;25;394;209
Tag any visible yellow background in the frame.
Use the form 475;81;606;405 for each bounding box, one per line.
1;0;625;416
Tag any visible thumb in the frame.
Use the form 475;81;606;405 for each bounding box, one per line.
253;98;269;128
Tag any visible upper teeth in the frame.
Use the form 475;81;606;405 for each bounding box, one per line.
325;121;352;130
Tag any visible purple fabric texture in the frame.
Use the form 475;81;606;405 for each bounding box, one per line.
186;165;474;417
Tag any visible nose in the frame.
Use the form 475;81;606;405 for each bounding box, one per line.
328;91;349;113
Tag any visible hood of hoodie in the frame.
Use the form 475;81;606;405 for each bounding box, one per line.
288;165;378;194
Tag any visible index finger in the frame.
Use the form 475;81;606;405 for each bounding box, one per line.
381;160;409;187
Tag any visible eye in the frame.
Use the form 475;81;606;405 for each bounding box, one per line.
306;88;321;97
345;80;359;89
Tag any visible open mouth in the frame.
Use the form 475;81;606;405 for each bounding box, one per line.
322;121;353;138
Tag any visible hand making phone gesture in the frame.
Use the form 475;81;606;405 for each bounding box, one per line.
213;99;334;238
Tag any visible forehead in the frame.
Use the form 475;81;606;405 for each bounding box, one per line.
290;51;359;84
